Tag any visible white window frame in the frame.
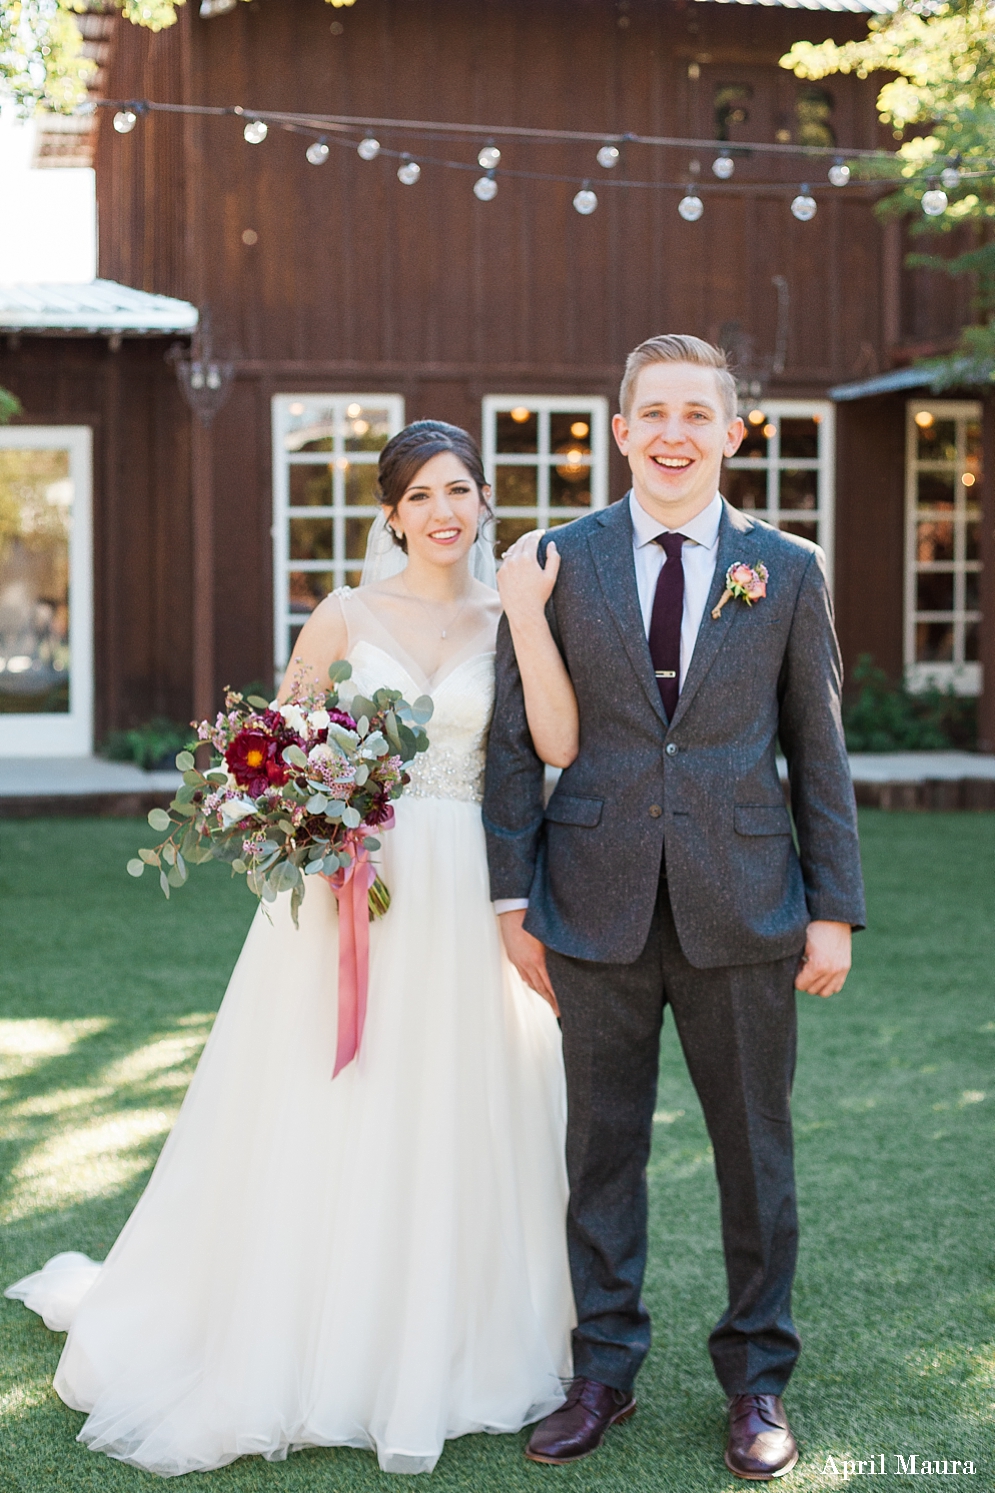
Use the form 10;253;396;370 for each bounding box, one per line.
724;399;836;587
904;399;982;696
272;393;405;676
482;395;611;540
0;425;92;757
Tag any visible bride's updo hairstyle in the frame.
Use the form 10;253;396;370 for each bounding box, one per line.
377;420;491;552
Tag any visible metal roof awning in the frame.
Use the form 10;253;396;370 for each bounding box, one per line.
696;0;897;13
829;367;937;401
0;280;199;336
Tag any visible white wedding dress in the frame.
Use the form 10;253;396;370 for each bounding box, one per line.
7;588;573;1477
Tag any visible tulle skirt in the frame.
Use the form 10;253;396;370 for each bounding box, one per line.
7;796;573;1475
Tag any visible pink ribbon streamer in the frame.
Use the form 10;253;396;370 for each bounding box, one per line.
325;840;377;1078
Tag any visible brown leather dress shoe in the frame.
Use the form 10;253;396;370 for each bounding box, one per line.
525;1377;636;1464
725;1394;798;1480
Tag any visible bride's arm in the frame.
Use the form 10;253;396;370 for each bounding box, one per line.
497;532;578;769
276;593;348;704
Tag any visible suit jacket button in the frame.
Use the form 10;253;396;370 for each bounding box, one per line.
649;803;662;818
665;742;678;756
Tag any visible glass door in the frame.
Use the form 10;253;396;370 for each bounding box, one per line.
0;426;92;756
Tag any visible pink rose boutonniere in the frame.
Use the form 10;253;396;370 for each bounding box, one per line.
711;561;769;620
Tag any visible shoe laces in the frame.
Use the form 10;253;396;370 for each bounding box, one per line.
731;1394;786;1430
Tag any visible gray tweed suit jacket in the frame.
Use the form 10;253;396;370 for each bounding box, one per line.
483;495;866;968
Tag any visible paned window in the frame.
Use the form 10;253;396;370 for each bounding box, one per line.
723;400;835;582
482;396;610;557
905;401;982;695
272;394;404;673
0;425;92;756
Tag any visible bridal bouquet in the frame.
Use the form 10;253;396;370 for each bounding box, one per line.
127;661;432;928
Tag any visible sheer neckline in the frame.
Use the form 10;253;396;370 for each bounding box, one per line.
343;588;498;694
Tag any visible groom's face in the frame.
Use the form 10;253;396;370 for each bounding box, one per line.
612;362;744;524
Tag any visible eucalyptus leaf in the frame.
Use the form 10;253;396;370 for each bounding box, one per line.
412;695;434;724
247;695;270;709
354;764;369;787
290;883;303;929
148;807;171;832
173;801;197;817
232;858;247;874
307;793;329;814
247;867;265;897
282;744;309;769
182;769;203;787
205;770;229;785
175;853;188;883
261;878;278;903
341;806;361;829
166;864;185;888
364;837;381;852
176;750;196;772
162;843;177;866
356;715;370;737
351;695;375;721
159;869;171;899
138;847;160;866
327;659;352;684
323;800;344;819
270;860;300;895
126;858;145;877
305;859;326;876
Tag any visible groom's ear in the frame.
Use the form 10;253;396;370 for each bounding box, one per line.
612;411;630;454
724;416;746;458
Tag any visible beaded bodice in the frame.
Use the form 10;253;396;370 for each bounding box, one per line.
336;590;496;806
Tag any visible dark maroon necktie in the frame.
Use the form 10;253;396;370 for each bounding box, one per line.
648;532;686;719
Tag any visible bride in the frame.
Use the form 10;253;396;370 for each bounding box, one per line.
7;420;578;1477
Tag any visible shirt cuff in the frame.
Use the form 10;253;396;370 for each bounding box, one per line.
493;899;529;916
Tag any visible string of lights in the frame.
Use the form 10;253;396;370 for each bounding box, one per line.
99;97;989;224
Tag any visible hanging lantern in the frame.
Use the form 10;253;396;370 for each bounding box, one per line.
678;190;704;222
790;186;817;221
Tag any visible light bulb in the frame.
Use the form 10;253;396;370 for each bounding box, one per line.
473;173;498;201
940;166;960;190
477;144;501;170
828;161;850;187
243;119;268;144
678;192;703;222
712;155;734;180
573;185;598;215
922;188;948;217
790;188;817;221
597;144;620;169
397;157;421;185
306;139;329;166
357;135;380;161
113;110;137;134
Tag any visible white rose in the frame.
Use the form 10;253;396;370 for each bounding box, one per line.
280;703;307;737
308;742;336;764
220;797;258;823
308;709;330;732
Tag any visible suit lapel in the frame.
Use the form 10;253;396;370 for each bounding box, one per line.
668;500;757;733
588;498;669;727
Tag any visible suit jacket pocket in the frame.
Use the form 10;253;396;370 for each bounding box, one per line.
545;793;604;828
734;803;792;837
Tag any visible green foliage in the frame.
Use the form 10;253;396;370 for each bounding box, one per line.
0;0;357;111
843;654;978;751
0;387;20;424
99;716;193;771
782;3;995;384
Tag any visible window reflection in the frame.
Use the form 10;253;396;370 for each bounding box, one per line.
0;448;72;715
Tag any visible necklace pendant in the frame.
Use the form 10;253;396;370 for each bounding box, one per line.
440;629;447;639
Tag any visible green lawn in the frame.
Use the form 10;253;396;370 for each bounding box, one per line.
1;813;992;1492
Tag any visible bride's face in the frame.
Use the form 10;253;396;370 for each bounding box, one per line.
390;451;487;569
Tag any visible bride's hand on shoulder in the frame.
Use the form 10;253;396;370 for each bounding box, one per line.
497;530;560;625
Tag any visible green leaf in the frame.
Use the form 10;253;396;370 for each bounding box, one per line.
166;864;185;888
307;793;329;814
162;842;177;866
342;806;361;829
126;857;145;877
269;860;301;895
351;695;375;721
354;764;369;787
328;659;352;684
290;883;303;929
182;769;204;786
412;695;434;725
305;858;326;876
175;853;188;884
355;715;370;737
232;858;247;874
282;744;309;769
364;837;381;852
323;799;344;819
176;750;196;771
205;769;228;785
247;867;266;897
247;695;270;709
148;807;171;832
138;847;160;866
159;869;171;899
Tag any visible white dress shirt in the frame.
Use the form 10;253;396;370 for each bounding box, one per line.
628;489;722;686
494;491;723;916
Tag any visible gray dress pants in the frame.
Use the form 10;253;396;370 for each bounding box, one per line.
546;876;803;1397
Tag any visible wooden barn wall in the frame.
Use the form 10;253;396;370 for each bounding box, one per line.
0;339;193;736
91;0;982;702
834;395;906;685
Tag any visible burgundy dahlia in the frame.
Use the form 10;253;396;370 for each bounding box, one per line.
225;729;290;796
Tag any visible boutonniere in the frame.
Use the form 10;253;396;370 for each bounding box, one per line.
711;562;768;620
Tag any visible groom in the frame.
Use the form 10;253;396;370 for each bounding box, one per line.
484;335;865;1478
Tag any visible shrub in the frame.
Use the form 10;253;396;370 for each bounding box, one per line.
843;656;978;752
100;718;194;772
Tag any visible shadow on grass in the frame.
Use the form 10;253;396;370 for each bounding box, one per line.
1;814;993;1492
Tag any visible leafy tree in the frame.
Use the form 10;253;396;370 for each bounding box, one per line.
0;0;355;112
781;2;995;385
0;387;21;423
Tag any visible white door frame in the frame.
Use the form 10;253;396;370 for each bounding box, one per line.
0;425;93;757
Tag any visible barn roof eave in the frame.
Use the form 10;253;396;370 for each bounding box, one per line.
0;280;199;336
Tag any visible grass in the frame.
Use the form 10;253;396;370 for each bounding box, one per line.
0;812;993;1492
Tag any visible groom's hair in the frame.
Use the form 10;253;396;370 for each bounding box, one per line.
619;335;738;422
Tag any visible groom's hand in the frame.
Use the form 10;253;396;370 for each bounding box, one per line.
795;920;852;997
499;909;560;1015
